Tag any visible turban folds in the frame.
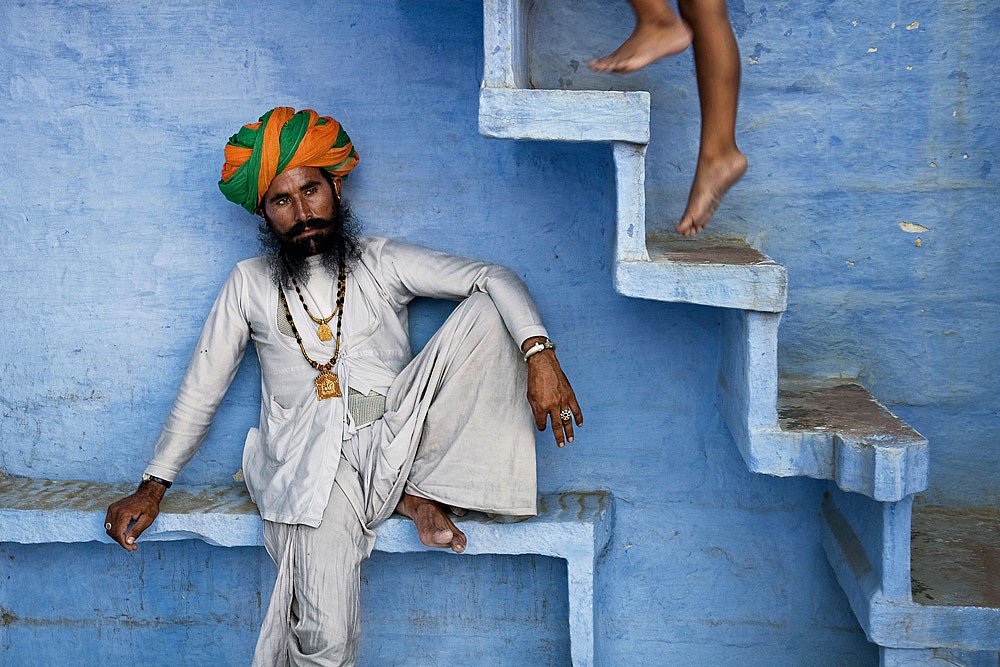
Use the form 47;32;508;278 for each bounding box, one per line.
219;107;359;213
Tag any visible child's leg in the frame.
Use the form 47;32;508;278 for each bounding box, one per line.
675;0;747;236
589;0;692;73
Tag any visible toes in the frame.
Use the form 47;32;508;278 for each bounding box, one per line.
450;528;468;554
610;59;637;74
590;56;622;73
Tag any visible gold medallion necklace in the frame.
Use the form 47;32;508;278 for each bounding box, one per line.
279;266;347;401
290;275;337;341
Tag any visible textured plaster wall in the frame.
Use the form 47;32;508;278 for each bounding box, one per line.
0;1;994;665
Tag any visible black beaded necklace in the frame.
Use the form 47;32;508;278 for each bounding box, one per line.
278;265;346;401
290;274;337;341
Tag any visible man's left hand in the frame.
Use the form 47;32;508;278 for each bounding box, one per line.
522;337;583;447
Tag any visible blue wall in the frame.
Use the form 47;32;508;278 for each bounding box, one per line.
0;1;995;665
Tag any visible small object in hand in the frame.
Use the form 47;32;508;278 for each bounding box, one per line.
560;409;573;422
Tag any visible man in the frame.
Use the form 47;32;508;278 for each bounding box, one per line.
105;107;582;666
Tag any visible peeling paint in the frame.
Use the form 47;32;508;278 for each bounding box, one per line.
899;222;930;233
845;260;855;267
747;43;772;65
868;47;878;53
729;0;754;38
906;21;920;30
915;237;923;248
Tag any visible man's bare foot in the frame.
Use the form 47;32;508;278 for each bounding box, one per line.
676;151;748;237
396;494;467;553
589;19;692;73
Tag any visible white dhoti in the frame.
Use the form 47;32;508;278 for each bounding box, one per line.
253;293;537;666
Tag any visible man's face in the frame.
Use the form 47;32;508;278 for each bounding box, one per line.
261;166;342;256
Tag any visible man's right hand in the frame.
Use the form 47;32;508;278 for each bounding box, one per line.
105;481;165;552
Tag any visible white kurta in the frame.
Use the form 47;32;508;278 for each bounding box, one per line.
254;289;540;666
143;236;548;527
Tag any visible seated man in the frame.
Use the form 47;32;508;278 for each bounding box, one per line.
105;106;582;666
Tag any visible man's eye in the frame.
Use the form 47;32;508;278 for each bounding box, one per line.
306;187;317;195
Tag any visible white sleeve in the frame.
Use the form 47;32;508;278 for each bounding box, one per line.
376;238;549;345
143;266;251;482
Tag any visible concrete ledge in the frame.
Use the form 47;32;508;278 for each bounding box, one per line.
0;476;612;667
479;87;650;143
778;380;929;501
0;477;610;552
615;235;788;312
730;381;928;501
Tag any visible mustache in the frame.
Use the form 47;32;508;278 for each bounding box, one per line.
260;199;362;290
284;217;336;239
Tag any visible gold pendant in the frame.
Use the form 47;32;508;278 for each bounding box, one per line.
317;323;333;341
314;371;341;400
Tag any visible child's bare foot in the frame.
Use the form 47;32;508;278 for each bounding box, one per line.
676;151;748;237
590;19;692;73
396;493;467;553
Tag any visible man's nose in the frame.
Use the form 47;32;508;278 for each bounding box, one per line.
292;197;311;222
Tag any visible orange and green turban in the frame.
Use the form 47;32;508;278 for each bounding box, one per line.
219;107;359;213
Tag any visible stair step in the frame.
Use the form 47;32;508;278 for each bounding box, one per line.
479;87;649;143
822;489;1000;652
615;234;787;312
778;380;926;445
912;504;1000;609
778;379;929;501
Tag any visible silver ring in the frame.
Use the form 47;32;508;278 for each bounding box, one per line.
104;522;112;531
560;409;573;422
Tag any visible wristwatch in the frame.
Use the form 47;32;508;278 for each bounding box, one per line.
141;473;173;489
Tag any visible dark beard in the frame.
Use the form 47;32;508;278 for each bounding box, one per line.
259;200;361;289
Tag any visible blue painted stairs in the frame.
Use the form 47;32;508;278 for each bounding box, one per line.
478;1;999;665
